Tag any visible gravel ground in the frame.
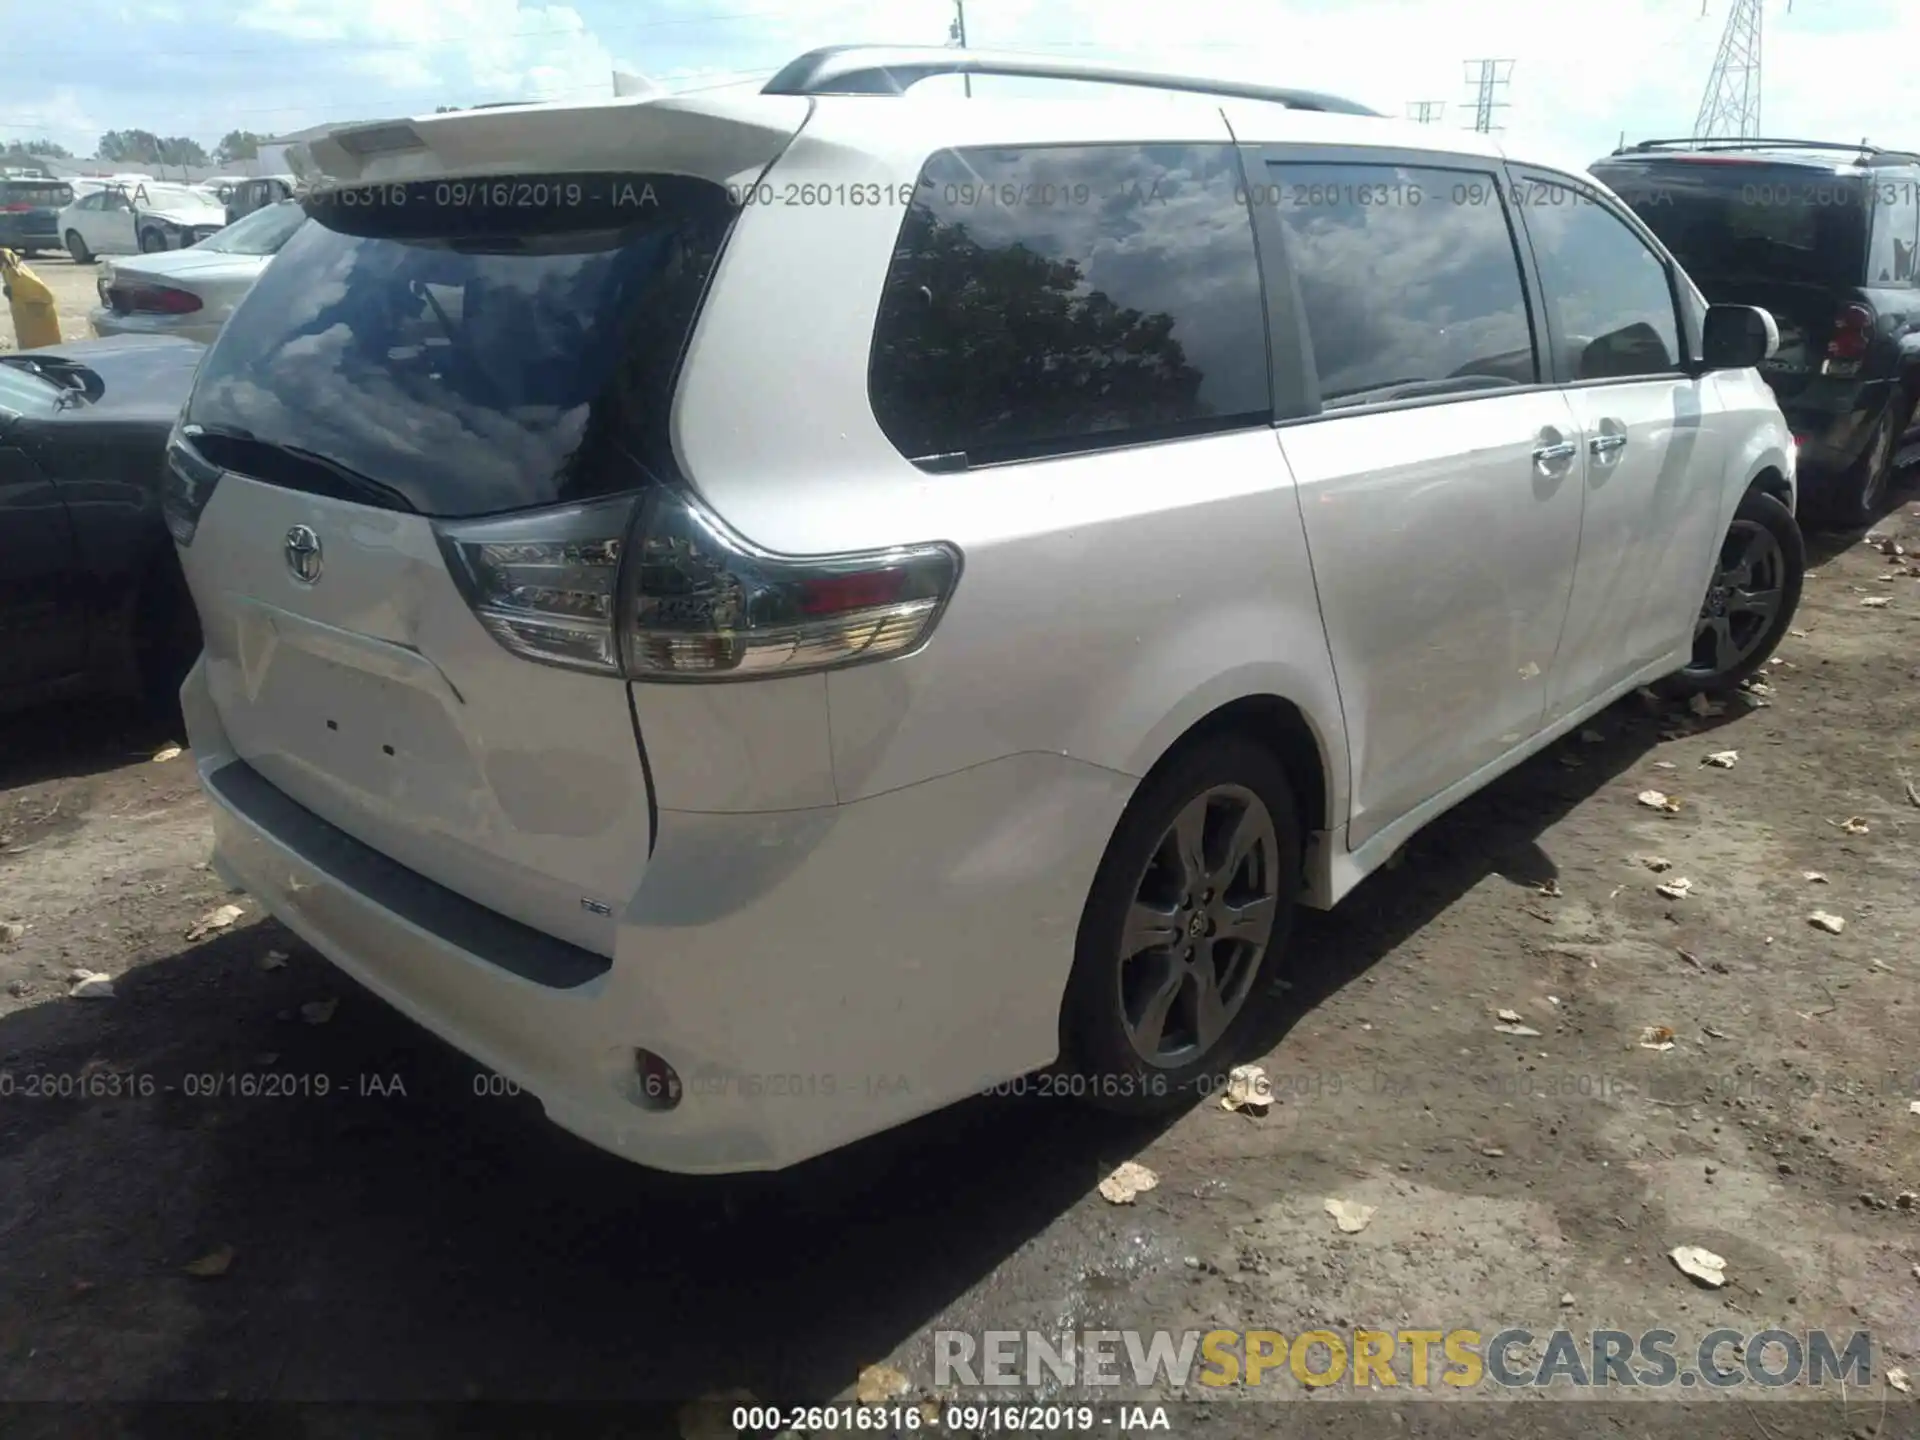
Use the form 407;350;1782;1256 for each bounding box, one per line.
5;259;1920;1438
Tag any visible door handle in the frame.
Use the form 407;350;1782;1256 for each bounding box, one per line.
1590;433;1628;457
1532;440;1577;465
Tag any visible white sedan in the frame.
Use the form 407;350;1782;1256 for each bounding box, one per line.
89;199;307;345
57;181;229;261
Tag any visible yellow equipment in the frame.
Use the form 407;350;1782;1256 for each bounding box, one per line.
0;248;62;349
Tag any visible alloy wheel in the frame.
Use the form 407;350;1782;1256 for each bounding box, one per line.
1116;784;1280;1068
1685;518;1785;679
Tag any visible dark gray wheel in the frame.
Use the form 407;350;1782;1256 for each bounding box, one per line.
1117;784;1279;1068
1831;403;1898;529
138;227;166;254
64;230;92;264
1667;488;1803;698
1060;736;1299;1114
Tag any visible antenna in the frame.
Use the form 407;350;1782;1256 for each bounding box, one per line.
1406;100;1447;124
1462;59;1514;133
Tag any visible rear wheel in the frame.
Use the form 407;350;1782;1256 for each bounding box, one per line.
1829;401;1903;529
1059;736;1300;1115
1664;488;1803;698
65;230;92;264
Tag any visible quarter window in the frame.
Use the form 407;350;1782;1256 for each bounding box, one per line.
1518;181;1683;380
868;144;1271;467
1268;163;1537;409
1868;178;1918;286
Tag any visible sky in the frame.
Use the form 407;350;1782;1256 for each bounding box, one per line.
1;0;1915;168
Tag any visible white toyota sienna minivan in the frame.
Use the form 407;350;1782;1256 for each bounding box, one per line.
166;46;1802;1174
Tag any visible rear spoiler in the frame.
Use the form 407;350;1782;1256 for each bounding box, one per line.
294;95;813;193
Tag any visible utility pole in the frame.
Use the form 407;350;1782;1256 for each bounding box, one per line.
1462;59;1514;133
1694;0;1784;138
949;0;971;98
1406;101;1447;124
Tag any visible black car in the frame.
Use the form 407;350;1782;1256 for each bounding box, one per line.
0;336;204;716
0;176;75;258
1591;138;1920;527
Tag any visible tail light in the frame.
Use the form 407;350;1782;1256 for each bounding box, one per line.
162;428;225;547
0;203;33;213
111;284;202;315
1824;303;1874;373
436;488;962;682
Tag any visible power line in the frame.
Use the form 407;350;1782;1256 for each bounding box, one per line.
1406;100;1447;124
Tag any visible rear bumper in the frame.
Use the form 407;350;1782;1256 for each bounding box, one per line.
183;658;1132;1173
1779;382;1899;487
89;306;221;346
0;225;58;249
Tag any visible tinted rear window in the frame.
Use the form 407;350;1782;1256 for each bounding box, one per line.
0;181;72;207
182;173;733;518
1594;162;1866;289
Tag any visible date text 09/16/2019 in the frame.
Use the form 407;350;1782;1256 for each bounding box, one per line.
726;1404;1172;1433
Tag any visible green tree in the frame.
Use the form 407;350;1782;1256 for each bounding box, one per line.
96;130;208;166
98;128;165;163
1;138;73;163
216;129;264;164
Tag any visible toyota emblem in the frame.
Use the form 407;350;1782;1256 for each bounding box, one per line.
284;524;323;584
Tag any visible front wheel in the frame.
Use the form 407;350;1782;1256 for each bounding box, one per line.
1059;736;1300;1115
138;227;167;254
1663;488;1804;698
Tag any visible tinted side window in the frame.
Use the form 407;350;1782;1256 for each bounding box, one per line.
1519;182;1682;381
869;144;1270;467
1868;176;1919;286
1268;163;1536;409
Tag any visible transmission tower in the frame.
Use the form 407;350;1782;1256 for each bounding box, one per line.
1462;60;1514;133
1406;101;1447;124
1693;0;1767;136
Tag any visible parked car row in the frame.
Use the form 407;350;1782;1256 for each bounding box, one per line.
0;47;1911;1179
58;180;229;260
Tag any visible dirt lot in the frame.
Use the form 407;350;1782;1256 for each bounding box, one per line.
5;285;1920;1436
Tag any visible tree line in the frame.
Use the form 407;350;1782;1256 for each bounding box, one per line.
2;129;271;168
4;116;476;170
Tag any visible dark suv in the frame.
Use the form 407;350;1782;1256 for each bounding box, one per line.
0;175;75;258
1591;138;1920;527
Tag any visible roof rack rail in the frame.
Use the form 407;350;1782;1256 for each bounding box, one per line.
1611;136;1920;164
760;45;1382;115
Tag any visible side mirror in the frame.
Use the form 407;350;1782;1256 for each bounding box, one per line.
1701;304;1779;370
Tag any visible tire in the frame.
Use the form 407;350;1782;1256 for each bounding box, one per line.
1827;400;1903;530
138;227;166;254
1058;735;1301;1115
65;230;92;264
1662;488;1804;699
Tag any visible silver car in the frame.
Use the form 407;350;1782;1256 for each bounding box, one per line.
165;47;1803;1174
91;199;306;346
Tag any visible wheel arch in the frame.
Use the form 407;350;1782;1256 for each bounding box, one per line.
1748;463;1792;514
1119;679;1346;913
